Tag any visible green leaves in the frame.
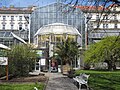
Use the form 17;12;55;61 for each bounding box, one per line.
84;36;120;70
8;44;37;77
55;39;80;65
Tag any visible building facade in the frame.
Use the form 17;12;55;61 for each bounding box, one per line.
78;4;120;47
0;6;33;47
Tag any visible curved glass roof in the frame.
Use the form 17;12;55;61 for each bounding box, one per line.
34;23;81;36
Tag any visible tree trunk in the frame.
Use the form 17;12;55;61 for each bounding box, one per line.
105;59;113;71
61;59;63;73
113;64;116;70
70;60;73;69
107;60;116;71
107;62;113;71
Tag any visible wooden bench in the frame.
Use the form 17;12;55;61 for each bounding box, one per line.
0;74;13;80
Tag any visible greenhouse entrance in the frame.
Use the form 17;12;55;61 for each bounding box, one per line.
34;23;81;73
34;49;49;72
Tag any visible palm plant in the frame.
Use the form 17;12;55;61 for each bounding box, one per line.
54;39;80;71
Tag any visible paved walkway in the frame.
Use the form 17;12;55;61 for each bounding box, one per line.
45;73;78;90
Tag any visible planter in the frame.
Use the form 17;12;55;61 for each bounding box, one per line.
62;64;71;75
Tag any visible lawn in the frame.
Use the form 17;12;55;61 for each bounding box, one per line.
75;70;120;90
0;83;44;90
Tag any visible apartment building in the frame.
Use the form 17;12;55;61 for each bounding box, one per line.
0;5;33;46
78;4;120;47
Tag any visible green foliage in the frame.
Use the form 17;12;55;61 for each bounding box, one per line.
75;70;120;90
0;50;8;77
0;49;7;57
0;83;44;90
55;39;80;65
0;66;6;77
7;44;37;77
84;36;120;70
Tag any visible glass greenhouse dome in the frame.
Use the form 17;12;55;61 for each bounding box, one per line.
31;2;85;46
34;23;81;48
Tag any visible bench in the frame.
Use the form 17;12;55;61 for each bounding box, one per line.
73;73;90;90
0;74;13;80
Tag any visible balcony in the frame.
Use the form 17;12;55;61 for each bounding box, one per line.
110;19;118;23
93;28;120;30
89;32;120;39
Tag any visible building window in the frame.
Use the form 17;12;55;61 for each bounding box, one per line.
19;16;22;21
114;23;117;28
103;23;108;28
113;8;116;11
103;24;105;28
96;14;99;20
19;24;22;30
3;16;6;20
104;15;108;20
97;23;99;28
87;13;92;20
106;24;108;28
113;15;117;20
2;25;5;29
11;24;14;29
25;24;28;29
90;23;93;28
11;16;14;21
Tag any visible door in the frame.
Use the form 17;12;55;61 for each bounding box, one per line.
35;59;41;72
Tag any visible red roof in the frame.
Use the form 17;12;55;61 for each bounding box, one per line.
75;3;120;12
76;5;108;11
0;7;33;11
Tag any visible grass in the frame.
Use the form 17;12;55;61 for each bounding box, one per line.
75;70;120;90
0;83;44;90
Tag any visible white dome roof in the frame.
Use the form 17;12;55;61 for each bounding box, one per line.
34;23;81;36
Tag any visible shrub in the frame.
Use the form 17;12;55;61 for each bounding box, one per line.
8;44;37;77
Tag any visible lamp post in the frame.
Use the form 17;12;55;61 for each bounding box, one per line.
46;36;53;72
49;59;51;72
85;14;92;49
78;46;82;69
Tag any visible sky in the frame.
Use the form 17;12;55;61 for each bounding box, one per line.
0;0;57;7
0;0;119;7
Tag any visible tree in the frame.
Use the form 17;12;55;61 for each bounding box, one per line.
62;0;120;8
7;44;37;77
54;39;80;68
84;36;120;71
61;0;120;48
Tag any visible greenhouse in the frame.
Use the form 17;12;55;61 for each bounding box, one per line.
34;23;81;72
34;23;81;48
31;2;85;72
31;2;85;46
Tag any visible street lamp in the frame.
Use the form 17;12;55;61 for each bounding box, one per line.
85;14;92;49
46;36;53;72
78;46;82;69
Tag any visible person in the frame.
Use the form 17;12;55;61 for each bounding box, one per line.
51;60;58;72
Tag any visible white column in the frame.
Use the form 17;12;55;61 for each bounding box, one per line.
39;59;41;72
28;14;31;43
48;35;54;72
85;16;88;49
